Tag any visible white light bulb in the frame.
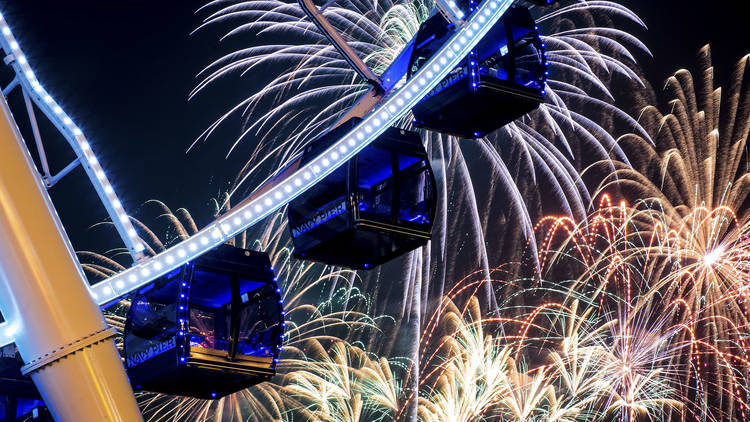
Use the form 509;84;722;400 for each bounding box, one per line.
365;125;372;133
233;216;242;226
331;152;338;160
140;268;151;277
264;198;272;206
166;255;175;264
177;249;186;258
128;274;138;283
313;165;321;173
116;280;125;289
274;191;282;199
294;178;302;186
154;261;163;270
127;229;137;237
200;236;209;245
221;223;231;233
53;106;63;114
10;41;18;49
104;185;113;194
188;243;198;252
103;286;112;295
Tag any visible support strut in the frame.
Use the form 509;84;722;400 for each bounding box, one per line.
0;94;143;421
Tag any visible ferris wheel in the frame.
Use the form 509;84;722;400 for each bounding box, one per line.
0;0;553;419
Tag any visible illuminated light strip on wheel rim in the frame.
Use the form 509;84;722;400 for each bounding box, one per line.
0;12;146;261
0;0;515;347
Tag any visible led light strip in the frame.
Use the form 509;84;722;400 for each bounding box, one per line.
0;11;146;262
0;0;514;347
434;0;466;21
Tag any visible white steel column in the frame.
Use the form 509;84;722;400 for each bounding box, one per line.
0;95;142;420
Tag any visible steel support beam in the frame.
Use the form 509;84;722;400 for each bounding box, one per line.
0;95;142;421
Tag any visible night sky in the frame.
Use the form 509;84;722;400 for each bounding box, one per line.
1;0;746;257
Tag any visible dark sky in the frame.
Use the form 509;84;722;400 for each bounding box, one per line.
1;0;746;257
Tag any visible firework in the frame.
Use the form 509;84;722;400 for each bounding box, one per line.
533;195;750;421
415;291;684;421
581;47;750;419
281;339;408;422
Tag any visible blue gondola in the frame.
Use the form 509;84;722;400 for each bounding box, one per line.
287;117;437;270
409;4;548;138
123;245;284;399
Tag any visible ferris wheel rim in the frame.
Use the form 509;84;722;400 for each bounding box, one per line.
0;0;519;348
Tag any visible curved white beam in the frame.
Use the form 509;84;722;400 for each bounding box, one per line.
89;0;516;304
0;0;516;347
0;12;146;262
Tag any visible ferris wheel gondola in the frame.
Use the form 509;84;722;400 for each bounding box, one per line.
124;245;283;399
287;118;436;269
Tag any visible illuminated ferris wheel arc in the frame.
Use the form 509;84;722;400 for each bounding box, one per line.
0;14;146;264
0;0;517;348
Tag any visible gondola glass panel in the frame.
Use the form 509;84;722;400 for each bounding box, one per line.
289;118;436;269
124;245;283;399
